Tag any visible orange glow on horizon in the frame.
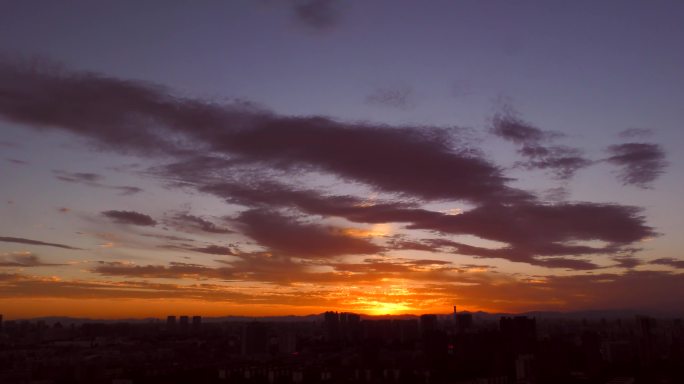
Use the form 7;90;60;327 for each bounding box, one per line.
0;298;489;320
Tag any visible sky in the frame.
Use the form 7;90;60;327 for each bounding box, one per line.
0;0;683;319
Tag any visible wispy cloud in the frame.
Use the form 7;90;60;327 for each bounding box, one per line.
365;85;416;110
604;143;667;188
0;252;65;267
166;212;232;234
651;257;684;269
102;210;157;226
53;170;143;195
491;111;591;179
291;0;344;31
0;236;82;250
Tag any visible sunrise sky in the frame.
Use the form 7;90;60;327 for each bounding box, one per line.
1;0;683;319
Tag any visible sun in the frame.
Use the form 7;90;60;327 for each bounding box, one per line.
362;300;413;316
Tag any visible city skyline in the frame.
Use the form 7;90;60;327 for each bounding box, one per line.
1;0;683;319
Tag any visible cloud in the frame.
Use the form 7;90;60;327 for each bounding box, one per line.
0;59;662;273
0;140;17;148
113;186;143;195
651;258;684;269
0;59;527;204
102;210;157;226
139;233;195;242
604;143;667;188
93;254;313;286
532;257;599;270
91;253;477;287
0;236;81;250
365;85;416;110
612;256;642;269
5;158;28;165
93;261;227;280
491;113;559;144
291;0;343;31
190;245;235;256
167;213;232;234
516;145;592;180
0;272;257;302
54;170;102;184
0;252;65;267
413;203;653;247
491;112;591;179
53;170;143;195
402;202;653;268
5;265;681;315
200;180;441;224
202;180;652;269
235;209;383;258
543;187;569;201
619;128;652;139
418;270;684;314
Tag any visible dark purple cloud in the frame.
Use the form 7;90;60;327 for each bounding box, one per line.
491;113;558;144
53;170;102;184
0;252;64;267
235;209;382;258
190;245;235;256
619;128;653;139
365;85;416;110
102;210;157;226
53;170;143;195
0;236;81;250
203;181;652;269
167;213;232;234
401;202;653;268
604;143;667;188
492;113;591;179
200;181;441;224
5;158;28;165
516;145;592;179
140;233;195;242
612;256;642;269
412;203;653;247
113;186;143;195
291;0;343;31
93;261;229;280
533;257;599;270
651;258;684;269
0;59;527;204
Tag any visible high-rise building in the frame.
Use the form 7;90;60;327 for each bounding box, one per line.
339;312;361;341
192;315;202;331
420;314;438;335
500;316;537;353
323;311;340;340
166;315;176;331
456;313;473;333
242;322;269;355
179;315;189;332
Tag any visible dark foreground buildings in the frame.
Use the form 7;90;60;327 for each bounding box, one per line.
0;311;682;383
